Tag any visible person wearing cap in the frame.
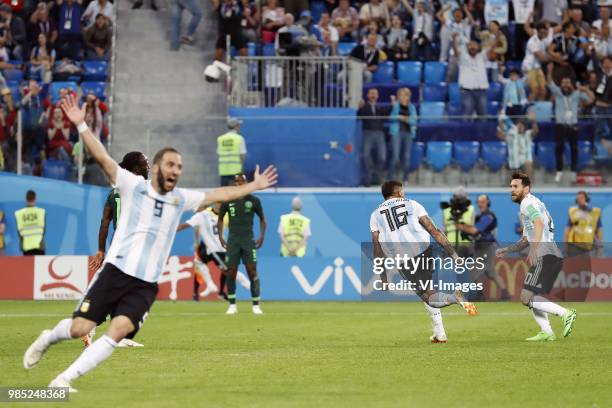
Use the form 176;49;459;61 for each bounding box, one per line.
217;118;247;186
497;109;539;179
442;186;475;250
278;196;311;257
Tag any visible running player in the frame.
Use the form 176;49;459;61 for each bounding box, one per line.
370;181;477;343
218;173;266;315
23;95;278;392
83;151;149;348
496;172;577;341
177;203;224;300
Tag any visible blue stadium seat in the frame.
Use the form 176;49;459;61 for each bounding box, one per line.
373;61;395;83
3;68;23;82
337;42;357;56
81;81;106;100
529;101;553;122
247;42;256;56
536;142;556;171
487;82;503;102
447;103;462;119
564;140;594;171
454;141;480;171
505;60;522;77
424;62;447;84
50;81;79;103
481;141;508;171
397;61;422;86
423;82;447;102
262;43;275;56
426;141;452;171
83;61;108;81
419;102;445;124
310;0;326;23
409;141;425;171
448;82;460;105
7;83;20;102
487;101;500;116
42;159;70;180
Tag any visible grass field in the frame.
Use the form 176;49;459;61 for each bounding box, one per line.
1;300;611;408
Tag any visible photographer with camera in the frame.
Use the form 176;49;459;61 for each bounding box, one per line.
442;186;474;252
455;194;511;301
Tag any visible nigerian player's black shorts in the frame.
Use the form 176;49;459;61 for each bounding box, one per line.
397;245;434;295
523;255;563;294
73;263;158;339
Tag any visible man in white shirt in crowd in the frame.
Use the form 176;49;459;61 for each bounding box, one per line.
82;0;113;28
522;22;552;101
437;3;476;81
452;34;491;120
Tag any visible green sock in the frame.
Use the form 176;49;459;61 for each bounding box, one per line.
251;276;260;306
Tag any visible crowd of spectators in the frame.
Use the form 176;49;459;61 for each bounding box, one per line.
0;0;112;183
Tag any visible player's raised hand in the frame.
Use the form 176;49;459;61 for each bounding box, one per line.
253;164;278;190
60;93;86;126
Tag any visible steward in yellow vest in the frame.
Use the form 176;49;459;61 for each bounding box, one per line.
564;191;602;253
278;197;311;257
217;118;247;186
14;190;46;255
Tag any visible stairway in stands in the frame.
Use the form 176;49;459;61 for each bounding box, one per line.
110;0;227;187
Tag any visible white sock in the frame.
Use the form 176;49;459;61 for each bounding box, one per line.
423;302;446;337
531;309;553;334
427;292;456;308
194;259;216;288
531;296;567;317
236;271;251;289
60;335;117;382
44;319;73;345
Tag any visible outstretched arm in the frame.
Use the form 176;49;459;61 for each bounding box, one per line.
497;236;529;258
61;94;118;184
198;164;278;210
372;231;388;284
418;215;459;259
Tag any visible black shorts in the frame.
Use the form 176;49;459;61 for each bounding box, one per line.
197;242;227;269
216;32;247;51
397;246;434;296
523;255;563;294
73;263;158;339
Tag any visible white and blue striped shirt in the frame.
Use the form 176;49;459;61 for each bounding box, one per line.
104;168;205;283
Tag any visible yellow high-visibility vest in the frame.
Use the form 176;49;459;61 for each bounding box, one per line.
443;206;475;244
280;213;311;257
568;206;601;249
217;132;243;176
14;207;45;252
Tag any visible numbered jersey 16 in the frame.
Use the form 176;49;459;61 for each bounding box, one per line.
370;198;431;244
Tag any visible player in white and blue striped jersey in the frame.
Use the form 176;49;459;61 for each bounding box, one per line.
23;94;278;392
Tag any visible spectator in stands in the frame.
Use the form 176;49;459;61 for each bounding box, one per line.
522;22;552;101
406;0;433;61
593;56;612;146
570;7;591;35
0;4;26;60
359;0;389;30
452;34;491;120
484;0;509;27
477;20;507;82
511;0;536;60
358;88;388;186
537;0;568;26
30;33;56;83
262;0;285;43
21;80;45;157
57;0;83;60
436;3;474;65
171;0;203;48
348;32;382;83
388;87;416;181
331;0;359;41
318;29;336;55
385;14;409;61
385;0;408;22
502;68;528;118
47;106;72;162
82;0;113;28
28;3;58;49
83;13;112;60
313;12;338;54
593;6;611;32
548;22;580;82
240;0;260;43
588;23;612;62
212;0;246;59
497;111;538;179
360;20;384;48
546;63;594;183
275;13;307;55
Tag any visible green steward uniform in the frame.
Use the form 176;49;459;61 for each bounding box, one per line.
219;195;264;267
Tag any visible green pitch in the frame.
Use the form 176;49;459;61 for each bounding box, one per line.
1;301;611;408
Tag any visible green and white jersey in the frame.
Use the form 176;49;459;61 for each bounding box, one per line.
520;193;562;257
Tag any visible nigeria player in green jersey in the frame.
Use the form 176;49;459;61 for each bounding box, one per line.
84;152;149;348
218;173;266;314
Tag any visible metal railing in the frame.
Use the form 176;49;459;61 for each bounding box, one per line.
230;56;363;108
